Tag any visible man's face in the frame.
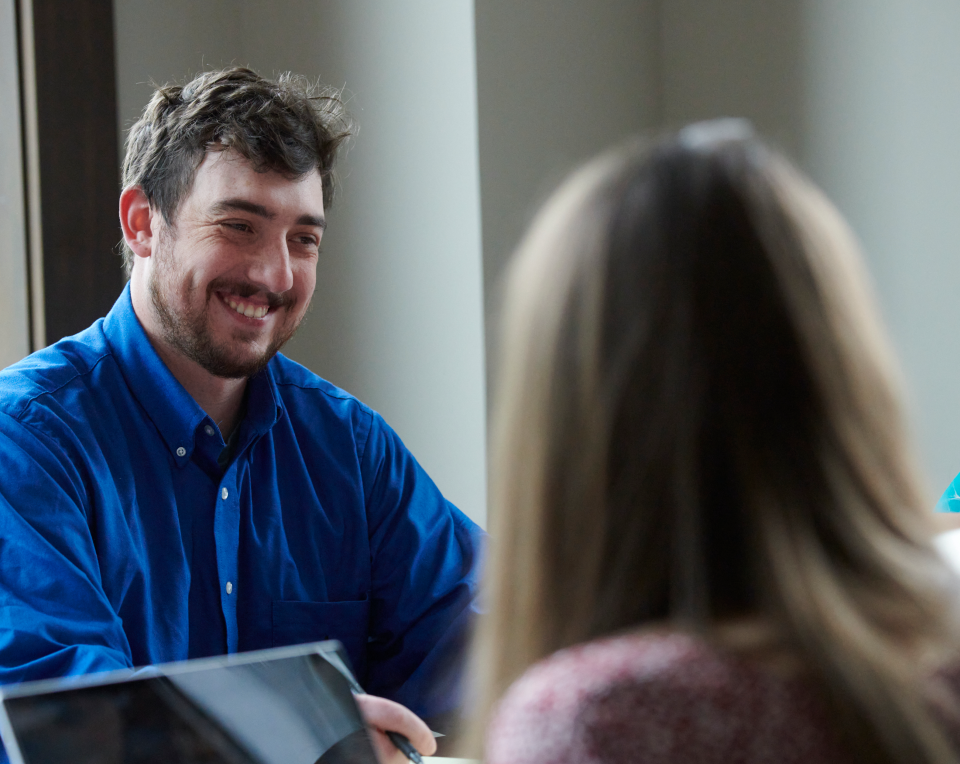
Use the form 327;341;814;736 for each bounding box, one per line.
148;150;325;379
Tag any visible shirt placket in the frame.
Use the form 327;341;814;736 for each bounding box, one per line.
214;461;241;653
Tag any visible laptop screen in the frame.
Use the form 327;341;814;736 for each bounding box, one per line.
0;642;377;764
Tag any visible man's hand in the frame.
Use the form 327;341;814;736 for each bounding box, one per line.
354;694;437;763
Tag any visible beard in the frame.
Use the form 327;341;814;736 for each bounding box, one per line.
149;234;304;379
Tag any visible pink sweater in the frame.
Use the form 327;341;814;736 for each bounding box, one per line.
486;632;952;764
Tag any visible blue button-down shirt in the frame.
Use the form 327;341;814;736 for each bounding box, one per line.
0;286;482;720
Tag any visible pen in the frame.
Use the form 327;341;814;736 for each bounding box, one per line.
318;645;432;764
386;730;424;764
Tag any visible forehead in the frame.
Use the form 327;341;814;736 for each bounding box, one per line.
184;149;325;217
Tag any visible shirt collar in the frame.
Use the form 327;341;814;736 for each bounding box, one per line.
243;360;285;442
102;284;285;466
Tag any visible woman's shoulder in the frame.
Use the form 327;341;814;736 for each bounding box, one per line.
485;631;847;764
487;630;717;727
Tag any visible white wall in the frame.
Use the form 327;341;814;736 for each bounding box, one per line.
0;0;31;367
113;0;488;525
801;0;960;495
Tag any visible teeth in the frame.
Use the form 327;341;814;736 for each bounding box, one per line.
225;296;268;319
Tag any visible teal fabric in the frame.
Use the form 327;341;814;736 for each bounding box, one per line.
938;477;960;513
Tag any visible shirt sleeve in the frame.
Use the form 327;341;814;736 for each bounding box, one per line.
0;411;133;684
357;411;484;721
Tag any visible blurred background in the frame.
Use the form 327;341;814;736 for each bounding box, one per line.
3;0;960;528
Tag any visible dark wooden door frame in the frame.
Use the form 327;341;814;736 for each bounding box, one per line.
19;0;124;348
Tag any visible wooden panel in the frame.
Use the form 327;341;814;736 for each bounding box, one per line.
31;0;123;344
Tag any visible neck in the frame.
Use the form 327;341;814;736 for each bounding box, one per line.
130;274;247;439
153;344;248;439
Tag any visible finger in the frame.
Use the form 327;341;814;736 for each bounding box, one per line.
366;726;409;764
354;694;437;757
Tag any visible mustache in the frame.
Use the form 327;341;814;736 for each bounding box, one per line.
208;279;294;309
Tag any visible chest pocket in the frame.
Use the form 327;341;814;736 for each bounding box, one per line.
272;598;370;679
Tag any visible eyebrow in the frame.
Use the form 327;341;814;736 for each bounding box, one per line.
211;198;326;229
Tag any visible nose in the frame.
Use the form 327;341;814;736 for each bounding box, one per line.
249;236;294;294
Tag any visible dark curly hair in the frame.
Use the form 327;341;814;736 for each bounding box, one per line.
121;66;354;273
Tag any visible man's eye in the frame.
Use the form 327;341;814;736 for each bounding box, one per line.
224;222;251;233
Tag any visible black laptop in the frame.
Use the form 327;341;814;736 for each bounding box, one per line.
0;641;377;764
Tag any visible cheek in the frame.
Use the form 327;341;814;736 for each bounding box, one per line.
294;265;318;300
190;233;245;265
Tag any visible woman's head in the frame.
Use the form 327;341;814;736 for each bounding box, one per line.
474;121;958;761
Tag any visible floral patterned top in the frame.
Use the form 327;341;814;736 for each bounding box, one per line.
486;631;955;764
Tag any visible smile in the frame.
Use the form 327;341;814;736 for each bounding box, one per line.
222;294;269;319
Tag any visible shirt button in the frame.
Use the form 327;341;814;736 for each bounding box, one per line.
226;582;233;595
221;487;229;500
176;447;186;457
204;425;215;436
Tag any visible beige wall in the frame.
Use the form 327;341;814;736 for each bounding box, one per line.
114;0;242;141
110;0;960;517
474;0;960;499
0;0;30;367
475;0;661;391
660;0;804;158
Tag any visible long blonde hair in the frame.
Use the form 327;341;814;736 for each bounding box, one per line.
470;123;960;762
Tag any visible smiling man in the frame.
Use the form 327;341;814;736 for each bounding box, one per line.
125;147;326;439
0;68;481;762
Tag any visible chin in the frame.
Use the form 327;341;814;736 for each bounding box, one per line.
201;352;274;380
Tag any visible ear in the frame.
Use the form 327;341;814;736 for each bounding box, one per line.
119;186;157;259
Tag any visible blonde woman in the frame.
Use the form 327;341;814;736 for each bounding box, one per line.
471;121;960;763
